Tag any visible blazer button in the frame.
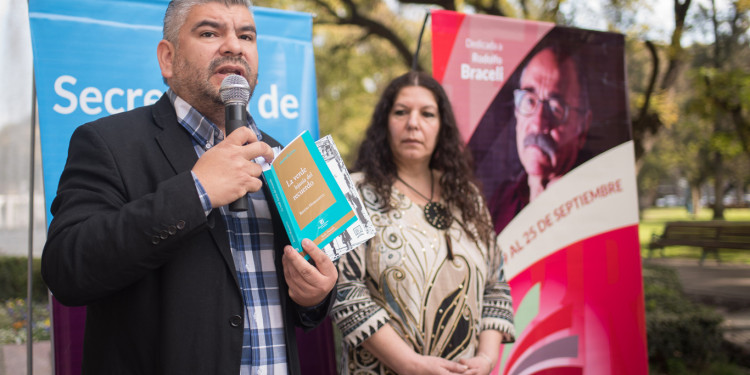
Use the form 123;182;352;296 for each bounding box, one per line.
151;236;160;245
229;315;242;327
159;230;169;239
176;220;186;230
168;225;177;235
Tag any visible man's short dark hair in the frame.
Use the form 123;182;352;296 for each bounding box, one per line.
163;0;253;46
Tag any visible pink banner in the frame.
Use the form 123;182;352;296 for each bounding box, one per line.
432;10;647;374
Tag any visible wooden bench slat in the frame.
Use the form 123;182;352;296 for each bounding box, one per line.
654;240;750;250
648;221;750;264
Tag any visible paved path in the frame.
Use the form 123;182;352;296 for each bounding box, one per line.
0;342;51;375
644;257;750;356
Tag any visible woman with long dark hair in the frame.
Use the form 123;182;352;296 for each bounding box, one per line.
331;71;515;375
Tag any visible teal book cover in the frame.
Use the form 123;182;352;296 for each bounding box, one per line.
263;131;357;258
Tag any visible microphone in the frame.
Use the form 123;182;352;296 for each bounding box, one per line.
220;74;251;212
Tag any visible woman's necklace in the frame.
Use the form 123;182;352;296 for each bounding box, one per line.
395;171;453;230
395;171;455;260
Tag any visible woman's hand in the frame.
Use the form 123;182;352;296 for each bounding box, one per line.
406;355;470;375
458;353;494;375
362;324;471;374
458;329;502;375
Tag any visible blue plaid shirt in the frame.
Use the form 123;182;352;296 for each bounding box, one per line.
168;90;288;375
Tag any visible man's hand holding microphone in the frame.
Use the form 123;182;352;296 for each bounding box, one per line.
192;74;337;307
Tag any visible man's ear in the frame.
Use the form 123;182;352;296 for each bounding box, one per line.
157;40;175;83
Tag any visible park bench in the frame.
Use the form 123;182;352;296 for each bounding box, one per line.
648;221;750;265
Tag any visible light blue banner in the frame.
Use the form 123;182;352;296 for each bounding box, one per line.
29;0;319;223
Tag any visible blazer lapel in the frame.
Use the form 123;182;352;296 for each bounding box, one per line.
152;95;198;177
150;95;238;287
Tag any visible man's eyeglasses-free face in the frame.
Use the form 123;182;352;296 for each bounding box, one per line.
513;89;586;126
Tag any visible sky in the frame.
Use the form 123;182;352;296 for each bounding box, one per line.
1;0;33;128
0;0;730;130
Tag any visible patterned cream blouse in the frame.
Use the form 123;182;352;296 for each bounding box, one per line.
331;173;515;374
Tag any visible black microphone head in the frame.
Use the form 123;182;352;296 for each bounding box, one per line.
220;74;250;106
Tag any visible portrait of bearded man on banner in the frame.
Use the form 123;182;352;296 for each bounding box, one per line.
429;16;647;373
468;27;632;234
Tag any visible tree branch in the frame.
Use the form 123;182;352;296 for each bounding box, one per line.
660;0;692;89
639;40;660;124
401;0;455;11
631;39;663;162
312;0;422;70
468;0;507;16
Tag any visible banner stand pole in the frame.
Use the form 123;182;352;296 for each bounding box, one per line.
26;65;38;375
412;12;430;71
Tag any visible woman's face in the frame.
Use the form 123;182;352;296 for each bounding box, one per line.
387;85;441;169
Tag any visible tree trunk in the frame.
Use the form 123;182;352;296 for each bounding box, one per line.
712;151;725;220
690;183;701;218
638;186;660;217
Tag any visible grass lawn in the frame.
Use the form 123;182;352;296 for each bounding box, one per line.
638;207;750;264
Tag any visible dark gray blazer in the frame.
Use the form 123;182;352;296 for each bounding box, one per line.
42;94;332;375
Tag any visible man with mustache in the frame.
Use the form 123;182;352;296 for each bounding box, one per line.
489;45;591;233
41;1;337;374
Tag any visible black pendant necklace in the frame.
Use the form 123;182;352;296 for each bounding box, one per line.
396;171;453;230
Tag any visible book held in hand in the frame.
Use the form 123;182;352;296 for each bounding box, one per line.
260;131;375;260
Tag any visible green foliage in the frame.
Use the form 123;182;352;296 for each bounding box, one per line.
643;263;728;373
627;2;750;217
255;0;750;210
256;0;431;165
0;257;53;343
0;256;48;302
687;66;750;157
636;115;715;208
313;23;410;165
